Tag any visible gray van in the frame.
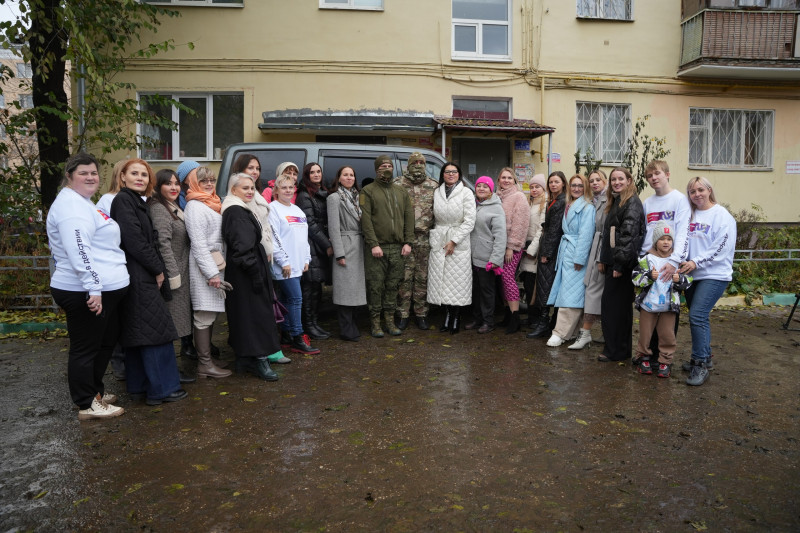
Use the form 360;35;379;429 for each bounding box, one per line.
216;142;449;196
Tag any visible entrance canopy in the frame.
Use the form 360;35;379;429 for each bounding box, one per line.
434;116;555;138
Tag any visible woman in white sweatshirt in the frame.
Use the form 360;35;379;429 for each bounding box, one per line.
678;176;736;387
47;153;130;420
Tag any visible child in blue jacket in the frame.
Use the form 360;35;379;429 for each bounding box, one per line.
632;221;692;378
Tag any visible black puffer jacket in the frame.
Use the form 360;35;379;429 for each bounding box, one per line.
110;187;177;348
295;187;332;284
600;193;645;273
539;192;566;260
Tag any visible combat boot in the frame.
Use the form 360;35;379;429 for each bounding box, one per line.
370;314;384;338
384;310;402;336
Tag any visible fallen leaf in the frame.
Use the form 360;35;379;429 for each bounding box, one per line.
33;490;48;500
243;398;257;403
192;464;208;471
126;483;143;494
224;418;232;424
219;392;228;396
452;504;464;510
690;521;708;531
329;428;342;433
181;428;191;432
73;497;90;506
576;418;588;425
556;406;567;412
406;339;415;343
442;344;451;348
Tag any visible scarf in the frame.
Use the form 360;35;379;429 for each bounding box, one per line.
445;183;455;198
167;199;184;221
338;186;361;220
220;193;274;259
185;169;222;213
496;183;517;202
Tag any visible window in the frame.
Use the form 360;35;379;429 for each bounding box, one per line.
0;125;5;139
16;63;33;78
0;94;5;107
689;108;774;169
19;94;33;109
577;0;633;21
139;93;243;161
319;0;383;10
576;102;631;164
141;1;242;6
453;97;511;120
452;0;511;61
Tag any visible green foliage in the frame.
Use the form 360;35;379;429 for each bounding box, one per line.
573;148;602;177
622;115;671;193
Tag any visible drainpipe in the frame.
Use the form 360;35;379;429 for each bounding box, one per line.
539;77;545;164
441;127;446;158
547;133;552;177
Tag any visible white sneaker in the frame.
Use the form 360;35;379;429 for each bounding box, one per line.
568;329;593;350
78;395;124;421
546;334;564;347
101;392;118;404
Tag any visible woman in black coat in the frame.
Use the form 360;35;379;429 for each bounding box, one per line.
110;159;185;406
527;171;567;338
221;173;284;381
597;167;645;362
295;162;333;340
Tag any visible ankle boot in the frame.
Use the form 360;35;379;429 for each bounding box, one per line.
505;311;520;334
384;310;401;336
439;306;451;333
526;307;551;338
498;307;511;327
194;327;232;379
310;282;331;338
568;328;593;350
370;313;384;338
450;307;461;335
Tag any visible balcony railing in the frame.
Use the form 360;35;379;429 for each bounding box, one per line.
680;9;799;68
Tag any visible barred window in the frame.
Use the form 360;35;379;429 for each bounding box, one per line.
576;102;631;164
577;0;633;21
689;108;774;169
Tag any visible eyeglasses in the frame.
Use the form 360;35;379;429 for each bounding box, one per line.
443;170;458;175
199;178;217;185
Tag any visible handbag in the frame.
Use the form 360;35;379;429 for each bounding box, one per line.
211;250;226;271
273;290;288;323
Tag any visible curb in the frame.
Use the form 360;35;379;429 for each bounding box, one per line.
716;293;797;307
0;322;66;334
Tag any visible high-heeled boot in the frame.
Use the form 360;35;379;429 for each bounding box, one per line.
439;306;451;333
195;327;232;379
497;307;511;327
526;307;551;338
308;282;331;340
450;306;461;335
505;310;520;334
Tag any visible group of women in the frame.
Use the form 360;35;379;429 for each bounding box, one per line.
49;152;735;421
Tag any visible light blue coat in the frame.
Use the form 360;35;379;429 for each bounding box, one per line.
547;196;596;308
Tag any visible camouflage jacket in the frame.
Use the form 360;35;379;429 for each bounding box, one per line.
395;172;437;239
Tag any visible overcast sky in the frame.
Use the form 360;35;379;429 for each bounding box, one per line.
0;1;21;25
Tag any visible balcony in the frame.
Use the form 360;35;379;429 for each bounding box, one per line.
679;8;800;80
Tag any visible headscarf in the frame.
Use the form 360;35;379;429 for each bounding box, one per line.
185;168;222;214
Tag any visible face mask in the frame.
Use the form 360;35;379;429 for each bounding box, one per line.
408;162;425;177
378;168;393;182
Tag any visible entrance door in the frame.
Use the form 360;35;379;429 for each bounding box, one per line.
452;138;510;186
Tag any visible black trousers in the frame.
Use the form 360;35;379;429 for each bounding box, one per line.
337;305;361;340
472;266;497;326
51;286;128;409
600;270;634;361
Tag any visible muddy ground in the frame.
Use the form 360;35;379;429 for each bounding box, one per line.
1;305;799;532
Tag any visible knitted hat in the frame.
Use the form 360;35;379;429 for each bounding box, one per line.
374;154;393;171
475;176;494;192
176;160;200;183
529;173;546;191
275;161;299;178
408;151;426;165
652;221;674;246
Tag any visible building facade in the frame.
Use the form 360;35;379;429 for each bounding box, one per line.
116;0;800;221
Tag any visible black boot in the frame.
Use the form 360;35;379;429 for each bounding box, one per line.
526;307;551;338
505;311;520;334
439;306;451;333
236;357;278;381
180;335;197;360
309;282;331;339
497;307;511;327
450;307;461;335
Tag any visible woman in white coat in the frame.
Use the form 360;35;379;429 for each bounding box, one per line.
183;167;231;379
427;162;476;334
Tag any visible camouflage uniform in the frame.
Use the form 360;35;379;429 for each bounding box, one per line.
395;153;437;319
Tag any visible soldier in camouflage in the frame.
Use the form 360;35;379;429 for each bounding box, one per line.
394;152;438;331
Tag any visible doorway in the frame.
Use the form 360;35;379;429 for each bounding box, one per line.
451;138;510;186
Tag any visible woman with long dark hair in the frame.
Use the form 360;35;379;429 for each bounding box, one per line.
295;162;333;340
597;167;645;362
232;152;264;193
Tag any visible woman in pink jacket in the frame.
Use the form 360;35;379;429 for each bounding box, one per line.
495;167;530;334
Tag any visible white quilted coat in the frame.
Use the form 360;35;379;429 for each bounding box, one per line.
427;183;476;306
185;199;226;313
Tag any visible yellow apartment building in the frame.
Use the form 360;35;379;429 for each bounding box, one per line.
117;0;800;221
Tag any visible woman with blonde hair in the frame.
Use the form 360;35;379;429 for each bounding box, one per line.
495;167;530;334
545;174;596;346
570;169;608;349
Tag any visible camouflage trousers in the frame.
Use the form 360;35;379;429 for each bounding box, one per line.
364;243;405;317
397;241;431;319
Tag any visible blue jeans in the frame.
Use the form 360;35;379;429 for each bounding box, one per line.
684;279;729;363
276;276;303;337
125;342;181;401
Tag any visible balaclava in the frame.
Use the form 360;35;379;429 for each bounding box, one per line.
406;152;427;183
374;154;393;184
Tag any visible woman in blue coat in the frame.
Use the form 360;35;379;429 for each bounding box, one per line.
545;174;596;347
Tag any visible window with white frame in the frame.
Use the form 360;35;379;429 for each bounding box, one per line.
689;108;774;169
19;94;34;109
319;0;383;10
577;0;633;21
16;63;33;78
139;93;244;161
452;0;511;61
141;0;242;6
576;102;631;164
453;97;511;120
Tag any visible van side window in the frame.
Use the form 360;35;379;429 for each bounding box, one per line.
319;155;384;189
